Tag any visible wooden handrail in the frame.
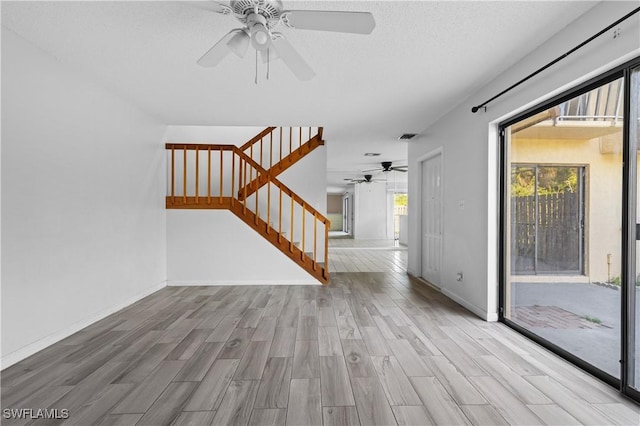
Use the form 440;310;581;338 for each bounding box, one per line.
239;127;277;152
232;147;329;224
166;143;236;151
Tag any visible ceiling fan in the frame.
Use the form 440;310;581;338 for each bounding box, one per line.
189;0;376;81
344;174;385;184
363;161;408;173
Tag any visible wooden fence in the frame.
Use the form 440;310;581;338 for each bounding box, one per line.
511;191;581;273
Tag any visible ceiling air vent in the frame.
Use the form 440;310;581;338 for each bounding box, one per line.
398;133;417;140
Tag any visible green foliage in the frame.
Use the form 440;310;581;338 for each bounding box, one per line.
583;315;602;324
606;275;640;287
511;166;578;197
394;194;408;206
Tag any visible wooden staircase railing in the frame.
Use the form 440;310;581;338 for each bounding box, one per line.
165;141;330;284
238;127;324;200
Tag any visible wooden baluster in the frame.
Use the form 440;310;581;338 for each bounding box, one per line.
255;166;259;225
278;186;282;243
219;148;224;204
289;127;292;156
279;127;283;162
231;152;236;206
171;146;175;204
324;220;329;279
260;137;264;191
269;131;273;169
207;147;211;204
238;155;243;205
195;146;199;204
313;213;317;271
243;158;247;215
183;145;187;204
267;180;271;235
250;145;253;185
290;196;294;252
301;203;306;261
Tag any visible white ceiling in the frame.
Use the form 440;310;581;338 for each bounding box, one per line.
2;1;598;193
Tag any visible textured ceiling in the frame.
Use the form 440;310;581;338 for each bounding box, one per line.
2;1;599;192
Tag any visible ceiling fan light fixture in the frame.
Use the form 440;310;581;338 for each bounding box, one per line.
246;14;272;51
251;25;271;50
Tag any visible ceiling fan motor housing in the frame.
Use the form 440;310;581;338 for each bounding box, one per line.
381;161;393;171
230;0;283;27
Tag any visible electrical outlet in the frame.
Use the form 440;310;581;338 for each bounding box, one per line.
456;272;464;282
459;200;465;210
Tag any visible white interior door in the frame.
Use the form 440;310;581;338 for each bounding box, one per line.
421;152;442;285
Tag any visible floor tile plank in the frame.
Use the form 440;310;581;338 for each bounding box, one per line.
254;357;292;409
183;359;239;412
292;340;320;379
370;356;422;406
323;406;361;426
286;378;322;426
319;356;356;406
351;377;397;426
211;380;259;426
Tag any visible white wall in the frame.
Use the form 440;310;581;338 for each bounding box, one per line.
167;210;319;285
1;29;167;367
408;2;640;321
354;182;389;239
164;126;327;283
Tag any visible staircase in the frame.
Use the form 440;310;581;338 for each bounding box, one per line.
165;127;329;284
238;127;324;200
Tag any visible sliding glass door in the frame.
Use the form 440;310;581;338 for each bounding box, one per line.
502;59;640;399
630;64;640;395
503;76;624;380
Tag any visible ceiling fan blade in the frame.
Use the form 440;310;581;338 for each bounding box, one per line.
227;30;250;58
271;37;315;81
185;1;231;14
283;10;375;34
197;29;241;67
392;167;408;173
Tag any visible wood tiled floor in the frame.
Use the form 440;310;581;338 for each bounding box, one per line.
328;238;407;273
3;272;640;424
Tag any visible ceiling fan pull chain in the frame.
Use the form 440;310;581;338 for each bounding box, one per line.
255;49;258;85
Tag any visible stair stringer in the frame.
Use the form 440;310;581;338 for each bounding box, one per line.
228;200;328;285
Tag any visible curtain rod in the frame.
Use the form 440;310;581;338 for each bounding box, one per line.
471;6;640;113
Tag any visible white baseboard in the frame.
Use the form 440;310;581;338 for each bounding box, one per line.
167;279;321;286
440;288;498;322
0;280;167;371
